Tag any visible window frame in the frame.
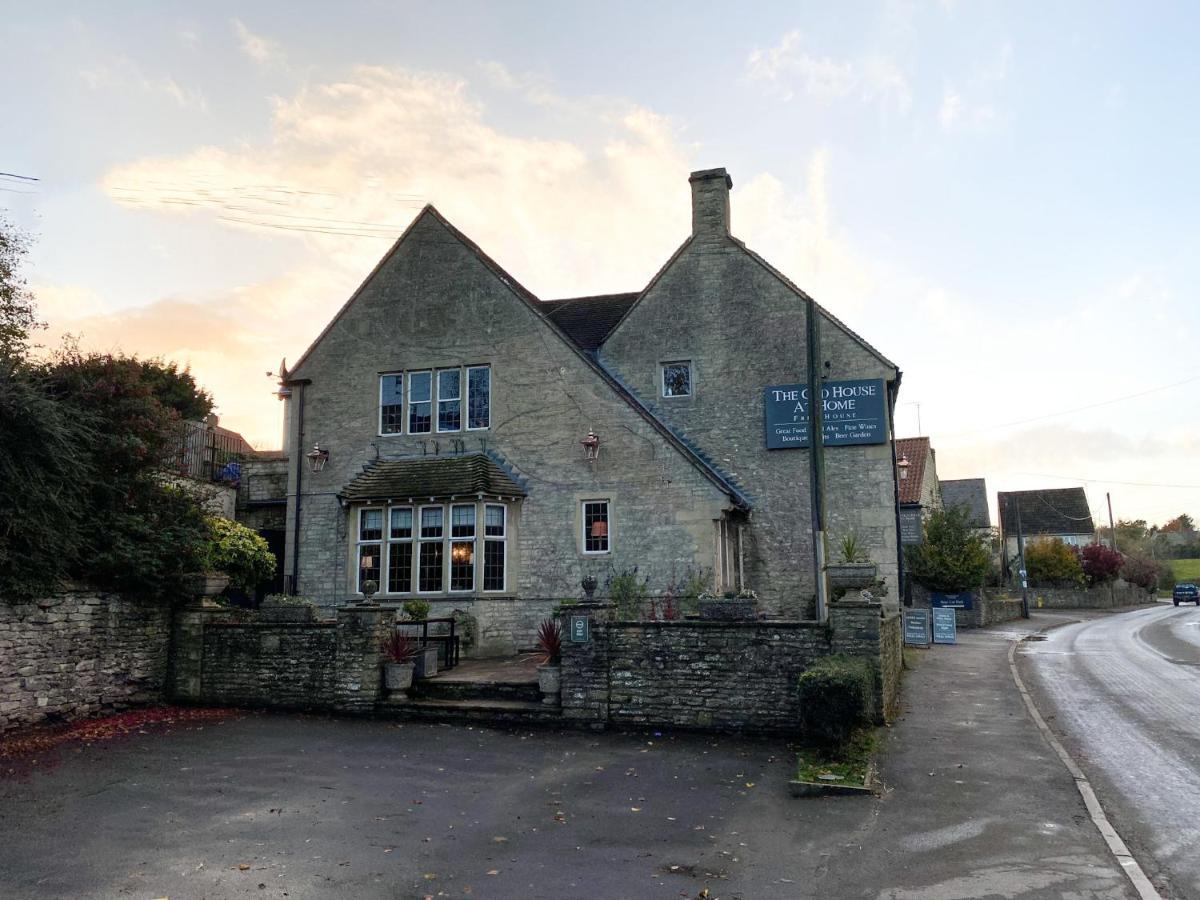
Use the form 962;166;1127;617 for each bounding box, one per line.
581;499;611;555
356;506;384;595
416;504;445;593
385;506;414;595
436;368;462;434
378;372;405;436
448;503;476;592
482;502;507;592
466;364;492;431
407;370;433;435
660;360;693;399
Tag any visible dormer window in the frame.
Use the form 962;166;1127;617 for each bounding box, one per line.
662;361;692;398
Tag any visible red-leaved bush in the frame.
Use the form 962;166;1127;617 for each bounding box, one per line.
1080;544;1124;586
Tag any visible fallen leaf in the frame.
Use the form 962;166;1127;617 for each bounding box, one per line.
486;869;500;876
237;864;250;871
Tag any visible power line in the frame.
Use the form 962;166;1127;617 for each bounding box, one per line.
939;371;1200;438
0;172;38;182
1013;471;1200;489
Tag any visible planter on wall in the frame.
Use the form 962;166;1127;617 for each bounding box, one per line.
827;563;878;590
182;572;230;600
383;661;415;692
412;646;439;679
537;663;561;705
258;604;315;623
698;598;757;620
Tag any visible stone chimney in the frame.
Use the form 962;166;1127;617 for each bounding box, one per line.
689;167;732;239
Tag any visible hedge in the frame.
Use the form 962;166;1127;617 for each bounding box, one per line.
797;654;875;747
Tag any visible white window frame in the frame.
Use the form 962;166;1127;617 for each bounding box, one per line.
482;503;507;592
581;499;611;555
661;360;693;398
378;372;405;436
407;370;433;435
448;503;476;593
466;364;491;431
356;507;384;594
416;504;445;594
436;368;462;434
385;506;414;595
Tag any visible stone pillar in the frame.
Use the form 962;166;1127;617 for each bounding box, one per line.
828;595;886;723
170;603;226;703
333;605;395;714
558;601;612;730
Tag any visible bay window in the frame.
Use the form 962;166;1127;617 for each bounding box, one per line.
418;506;444;592
357;508;383;592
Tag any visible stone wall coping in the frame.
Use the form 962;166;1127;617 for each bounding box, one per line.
603;618;826;630
829;599;883;609
204;621;338;630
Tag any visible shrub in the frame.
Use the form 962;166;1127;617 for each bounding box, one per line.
451;608;478;652
537;618;562;665
837;532;869;563
607;566;649;619
797;655;875;748
202;516;275;592
1080;544;1124;586
904;506;992;593
1122;554;1168;593
1024;538;1085;587
402;598;431;621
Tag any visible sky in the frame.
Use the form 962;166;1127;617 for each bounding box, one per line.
2;0;1198;528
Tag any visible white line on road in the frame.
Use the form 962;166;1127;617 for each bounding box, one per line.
1008;635;1163;900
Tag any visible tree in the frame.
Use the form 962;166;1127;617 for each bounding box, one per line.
1024;538;1085;587
1161;514;1196;534
1097;519;1150;556
0;214;43;365
1122;554;1169;594
904;505;992;593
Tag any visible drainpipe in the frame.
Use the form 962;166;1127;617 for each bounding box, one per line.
888;375;906;606
290;381;306;594
805;296;829;622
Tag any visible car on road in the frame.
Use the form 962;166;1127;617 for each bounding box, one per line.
1173;582;1200;606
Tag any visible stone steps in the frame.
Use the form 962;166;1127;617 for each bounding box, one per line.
411;676;542;704
380;695;560;726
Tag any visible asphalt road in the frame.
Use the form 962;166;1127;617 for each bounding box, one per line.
1020;604;1200;899
0;617;1137;900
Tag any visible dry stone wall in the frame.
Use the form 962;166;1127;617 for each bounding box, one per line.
0;589;170;734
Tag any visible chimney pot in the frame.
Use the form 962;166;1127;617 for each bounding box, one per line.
689;167;732;239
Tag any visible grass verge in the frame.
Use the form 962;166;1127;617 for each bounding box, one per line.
795;727;879;787
1169;559;1200;582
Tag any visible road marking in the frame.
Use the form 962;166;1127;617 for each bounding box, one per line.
1008;635;1163;900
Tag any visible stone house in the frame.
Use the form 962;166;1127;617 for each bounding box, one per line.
895;436;941;547
998;487;1096;574
273;167;903;654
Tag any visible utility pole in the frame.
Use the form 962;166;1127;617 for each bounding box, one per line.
1015;496;1030;619
805;296;829;622
1107;492;1117;552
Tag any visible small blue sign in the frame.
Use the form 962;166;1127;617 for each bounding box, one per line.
903;610;931;646
932;608;957;644
569;615;590;644
930;592;974;610
763;378;887;450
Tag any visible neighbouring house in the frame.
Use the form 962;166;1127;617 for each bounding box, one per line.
271;167;903;654
998;488;1096;574
166;415;257;519
894;436;942;547
940;477;992;536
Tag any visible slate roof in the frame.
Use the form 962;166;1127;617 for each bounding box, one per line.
940;478;990;528
998;488;1095;537
540;293;639;352
894;437;931;506
341;453;526;503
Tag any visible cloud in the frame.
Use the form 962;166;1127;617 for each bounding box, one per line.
939;41;1011;134
79;58;208;111
232;19;284;67
745;30;912;113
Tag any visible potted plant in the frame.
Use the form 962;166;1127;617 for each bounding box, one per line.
536;618;562;704
381;630;417;692
698;587;758;620
827;532;878;589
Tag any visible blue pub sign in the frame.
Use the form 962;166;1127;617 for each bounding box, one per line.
763;378;887;450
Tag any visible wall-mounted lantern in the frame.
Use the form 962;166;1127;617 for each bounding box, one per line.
581;429;600;462
896;454;910;480
306;443;330;473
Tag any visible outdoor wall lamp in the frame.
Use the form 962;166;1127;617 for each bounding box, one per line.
581;429;601;462
896;454;910;479
306;443;330;473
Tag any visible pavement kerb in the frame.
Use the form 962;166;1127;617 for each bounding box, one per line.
1008;626;1163;900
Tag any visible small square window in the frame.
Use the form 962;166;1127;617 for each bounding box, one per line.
662;361;692;398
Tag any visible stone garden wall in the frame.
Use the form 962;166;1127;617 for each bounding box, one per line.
560;598;901;734
1028;579;1147;610
910;585;1025;628
0;589;171;734
172;605;394;714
